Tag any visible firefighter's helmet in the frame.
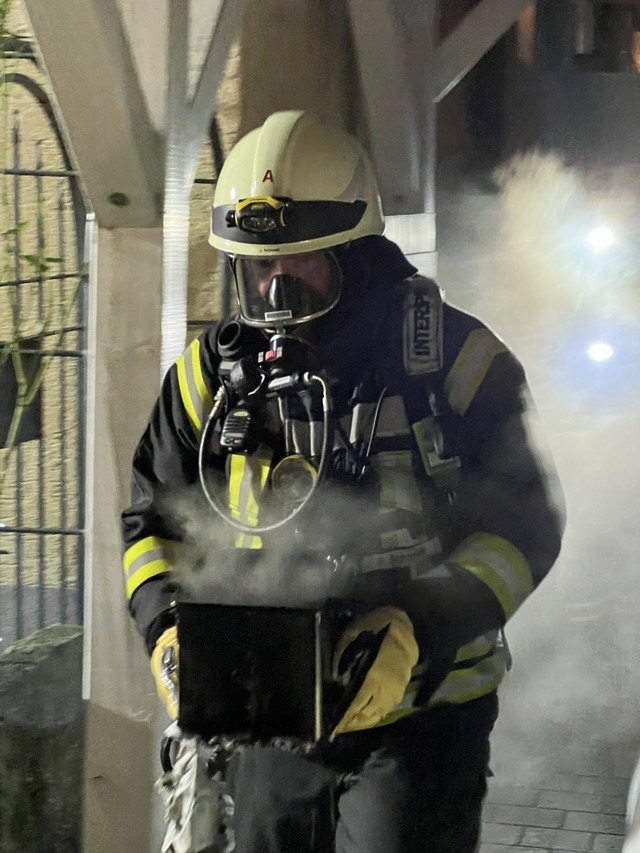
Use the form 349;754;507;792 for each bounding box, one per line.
208;110;385;327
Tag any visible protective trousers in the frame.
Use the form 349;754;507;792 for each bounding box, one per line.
225;692;498;853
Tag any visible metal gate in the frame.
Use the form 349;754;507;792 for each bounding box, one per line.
0;35;87;649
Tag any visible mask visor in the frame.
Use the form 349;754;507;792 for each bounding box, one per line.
232;252;341;328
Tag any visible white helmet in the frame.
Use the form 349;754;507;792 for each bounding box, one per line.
208;110;384;328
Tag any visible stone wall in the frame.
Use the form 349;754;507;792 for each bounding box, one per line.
0;625;84;852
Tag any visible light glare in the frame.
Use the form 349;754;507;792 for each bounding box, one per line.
587;341;613;362
586;226;615;252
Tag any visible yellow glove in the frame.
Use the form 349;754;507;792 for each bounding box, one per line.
150;626;179;720
332;607;419;736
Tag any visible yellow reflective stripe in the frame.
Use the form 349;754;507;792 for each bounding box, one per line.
122;536;173;600
428;652;507;705
234;533;263;549
376;645;506;725
374;396;411;438
123;536;168;572
444;328;507;416
228;446;273;550
126;560;171;599
455;630;498;663
176;339;212;437
376;706;419;726
451;533;534;621
370;450;422;514
229;452;271;523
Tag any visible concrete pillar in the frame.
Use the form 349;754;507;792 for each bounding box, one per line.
20;1;245;850
82;225;163;853
237;0;355;135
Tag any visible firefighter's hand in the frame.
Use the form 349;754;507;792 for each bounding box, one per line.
150;626;179;720
332;607;419;736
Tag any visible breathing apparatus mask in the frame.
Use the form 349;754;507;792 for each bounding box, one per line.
230;249;342;330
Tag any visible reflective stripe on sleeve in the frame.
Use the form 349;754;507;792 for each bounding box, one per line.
454;630;498;664
123;536;173;600
450;533;534;621
428;650;507;705
229;446;273;549
176;338;213;438
376;642;506;726
444;328;507;416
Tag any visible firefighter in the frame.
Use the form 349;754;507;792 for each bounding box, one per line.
122;110;565;853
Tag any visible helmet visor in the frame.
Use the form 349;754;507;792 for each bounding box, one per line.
232;251;342;328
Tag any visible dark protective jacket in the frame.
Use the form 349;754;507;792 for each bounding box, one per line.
121;237;564;719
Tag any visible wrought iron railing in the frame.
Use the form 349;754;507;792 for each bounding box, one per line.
0;37;87;648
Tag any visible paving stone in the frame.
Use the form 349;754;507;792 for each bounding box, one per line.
481;734;634;853
480;846;550;853
591;834;625;853
481;822;524;845
614;756;637;779
537;791;626;815
521;827;593;851
487;784;540;806
483;803;565;829
550;750;618;778
538;775;630;797
564;812;626;835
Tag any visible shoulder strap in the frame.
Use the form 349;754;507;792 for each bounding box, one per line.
402;275;444;376
399;278;463;491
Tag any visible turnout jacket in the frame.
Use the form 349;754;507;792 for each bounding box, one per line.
121;237;564;719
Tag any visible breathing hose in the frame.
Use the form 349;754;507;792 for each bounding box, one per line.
198;373;334;534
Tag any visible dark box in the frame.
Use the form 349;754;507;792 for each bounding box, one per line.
177;601;329;743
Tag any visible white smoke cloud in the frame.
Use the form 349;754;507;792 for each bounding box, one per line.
161;480;376;611
438;149;640;787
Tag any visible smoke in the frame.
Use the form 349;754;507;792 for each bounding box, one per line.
160;479;377;611
438;149;640;785
445;150;640;365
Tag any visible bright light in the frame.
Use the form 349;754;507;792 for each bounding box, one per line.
586;225;615;252
587;341;613;362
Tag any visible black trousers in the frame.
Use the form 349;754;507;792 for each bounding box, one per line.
226;692;498;853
